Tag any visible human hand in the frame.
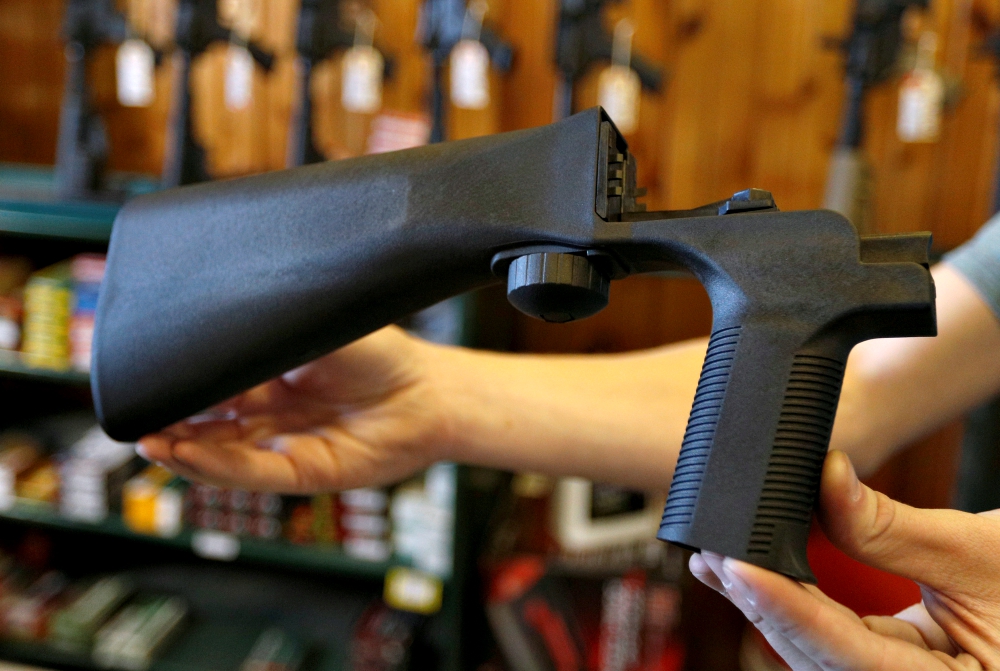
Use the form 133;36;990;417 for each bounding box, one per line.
690;450;1000;670
137;326;451;493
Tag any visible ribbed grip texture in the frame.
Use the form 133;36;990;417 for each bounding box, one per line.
660;326;741;529
747;355;845;556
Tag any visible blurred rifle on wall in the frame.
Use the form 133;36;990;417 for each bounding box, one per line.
56;0;151;200
288;0;393;167
162;0;274;188
553;0;663;121
824;0;929;233
418;0;513;143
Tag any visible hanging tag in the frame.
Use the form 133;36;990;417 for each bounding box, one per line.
342;46;384;113
450;39;490;109
897;32;944;143
116;39;155;107
598;65;641;134
897;71;943;142
598;19;641;134
225;44;254;111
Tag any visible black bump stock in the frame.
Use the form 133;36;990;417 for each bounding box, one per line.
93;109;936;581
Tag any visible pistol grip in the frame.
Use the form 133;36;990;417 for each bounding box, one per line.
658;327;848;584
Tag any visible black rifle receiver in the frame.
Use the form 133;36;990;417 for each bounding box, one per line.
162;0;275;187
555;0;664;119
92;108;936;583
418;0;514;142
55;0;131;200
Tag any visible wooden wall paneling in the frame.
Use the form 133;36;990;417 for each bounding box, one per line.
495;0;558;133
660;0;759;209
929;0;1000;248
0;0;65;164
746;0;850;212
373;0;428;115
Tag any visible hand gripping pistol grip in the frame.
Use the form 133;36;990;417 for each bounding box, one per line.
93;109;936;582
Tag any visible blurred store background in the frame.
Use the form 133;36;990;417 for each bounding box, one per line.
0;0;996;669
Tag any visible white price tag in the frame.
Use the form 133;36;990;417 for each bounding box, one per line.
450;39;490;110
598;64;641;134
191;529;241;561
341;45;384;113
225;45;254;111
116;39;155;107
897;69;944;143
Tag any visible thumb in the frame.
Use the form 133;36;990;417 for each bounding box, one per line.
818;450;1000;595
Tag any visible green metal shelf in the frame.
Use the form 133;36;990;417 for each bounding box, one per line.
0;163;158;242
1;501;396;580
0;351;91;385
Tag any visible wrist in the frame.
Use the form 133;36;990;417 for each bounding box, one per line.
409;339;479;465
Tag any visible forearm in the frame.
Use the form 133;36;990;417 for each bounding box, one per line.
425;264;1000;489
832;263;1000;475
430;337;706;491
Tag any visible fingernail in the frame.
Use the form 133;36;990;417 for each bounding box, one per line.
722;560;757;613
846;457;862;502
262;436;287;453
135;442;151;461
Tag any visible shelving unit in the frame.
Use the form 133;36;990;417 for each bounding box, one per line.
0;501;397;580
0;164;497;671
0;351;90;385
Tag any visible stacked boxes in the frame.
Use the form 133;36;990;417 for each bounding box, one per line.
390;463;455;577
21;261;72;370
122;465;185;538
49;576;134;652
185;484;284;540
92;595;188;671
339;488;391;563
18;254;106;372
0;552;187;668
0;256;31;353
239;627;306;671
60;426;143;523
68;254;105;373
285;494;337;545
1;571;69;640
0;433;42;510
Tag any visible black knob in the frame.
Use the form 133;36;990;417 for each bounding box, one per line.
506;252;610;323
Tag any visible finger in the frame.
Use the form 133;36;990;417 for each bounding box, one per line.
154;438;303;492
723;557;952;671
689;553;725;594
861;615;930;649
693;553;822;671
281;326;420;406
922;588;1000;669
801;584;864;623
818;450;1000;594
894;603;957;654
